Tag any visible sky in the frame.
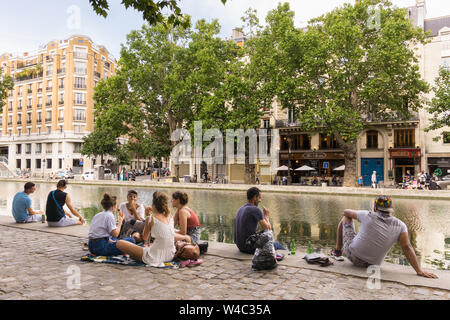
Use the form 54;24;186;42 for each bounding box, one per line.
0;0;449;59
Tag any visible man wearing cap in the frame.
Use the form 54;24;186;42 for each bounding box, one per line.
330;195;437;278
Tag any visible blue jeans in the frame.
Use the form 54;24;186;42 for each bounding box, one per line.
88;236;135;256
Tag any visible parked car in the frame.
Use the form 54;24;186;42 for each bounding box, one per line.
82;170;95;180
57;170;74;179
436;174;450;189
104;168;112;180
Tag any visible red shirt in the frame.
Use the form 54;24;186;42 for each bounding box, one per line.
185;207;201;230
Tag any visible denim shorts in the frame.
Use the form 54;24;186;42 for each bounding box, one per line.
187;226;201;244
342;221;371;268
88;237;135;256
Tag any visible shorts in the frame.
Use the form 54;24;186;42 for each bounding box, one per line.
342;221;371;268
187;226;201;244
17;214;42;223
47;216;79;227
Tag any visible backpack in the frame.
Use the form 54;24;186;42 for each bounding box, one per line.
174;240;200;260
246;230;277;271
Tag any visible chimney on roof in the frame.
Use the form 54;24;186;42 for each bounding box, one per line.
416;0;427;28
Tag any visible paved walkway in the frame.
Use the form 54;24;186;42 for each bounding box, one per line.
0;218;449;300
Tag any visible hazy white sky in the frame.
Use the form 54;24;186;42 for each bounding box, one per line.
0;0;449;59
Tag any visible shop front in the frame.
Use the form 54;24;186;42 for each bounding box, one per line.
388;148;421;183
279;151;345;184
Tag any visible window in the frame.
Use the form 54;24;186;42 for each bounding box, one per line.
74;109;85;121
443;57;450;71
36;143;42;154
75;61;86;74
47;159;52;169
59;158;63;169
46;110;52;121
16;144;22;154
75;77;86;89
18;128;21;136
319;133;338;149
59;78;64;88
35;159;41;169
444;132;450;144
74;143;82;153
75;93;85;105
74;125;84;133
16;159;21;169
263;119;270;129
394;129;415;148
46;126;51;134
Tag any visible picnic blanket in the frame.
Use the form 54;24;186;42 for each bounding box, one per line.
80;254;179;269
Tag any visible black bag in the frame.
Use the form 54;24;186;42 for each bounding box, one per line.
303;253;333;267
198;242;208;254
246;230;277;271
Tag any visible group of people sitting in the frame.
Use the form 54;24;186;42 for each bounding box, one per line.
12;180;438;278
12;180;202;267
235;187;437;279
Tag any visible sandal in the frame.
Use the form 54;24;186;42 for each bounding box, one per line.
187;259;203;267
179;260;191;268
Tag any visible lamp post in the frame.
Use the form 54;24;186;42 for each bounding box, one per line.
116;138;121;181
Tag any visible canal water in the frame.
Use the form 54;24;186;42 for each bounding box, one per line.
1;181;449;270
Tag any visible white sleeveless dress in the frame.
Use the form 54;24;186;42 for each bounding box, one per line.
141;215;176;267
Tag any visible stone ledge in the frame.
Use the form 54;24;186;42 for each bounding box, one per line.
2;177;450;200
0;215;448;291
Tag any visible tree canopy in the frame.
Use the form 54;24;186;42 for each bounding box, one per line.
89;0;227;27
425;67;450;140
0;75;14;114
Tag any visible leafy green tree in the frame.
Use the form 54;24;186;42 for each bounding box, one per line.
425;67;450;140
251;1;429;187
89;0;226;27
0;75;14;113
80;127;118;165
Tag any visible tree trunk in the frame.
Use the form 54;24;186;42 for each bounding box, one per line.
342;141;358;187
244;143;256;184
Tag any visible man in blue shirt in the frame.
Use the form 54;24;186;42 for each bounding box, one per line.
234;187;285;254
12;182;44;223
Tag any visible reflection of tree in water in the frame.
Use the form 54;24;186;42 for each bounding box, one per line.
80;206;102;223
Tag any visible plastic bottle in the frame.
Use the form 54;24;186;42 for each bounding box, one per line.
307;241;313;254
290;239;296;255
41;214;46;223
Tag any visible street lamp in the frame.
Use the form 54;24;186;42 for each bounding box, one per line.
116;138;121;181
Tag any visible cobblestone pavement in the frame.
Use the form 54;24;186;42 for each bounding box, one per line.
0;225;448;300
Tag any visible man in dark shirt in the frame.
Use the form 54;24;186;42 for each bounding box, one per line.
234;187;285;254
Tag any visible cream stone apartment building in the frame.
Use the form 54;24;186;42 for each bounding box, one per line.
0;35;116;176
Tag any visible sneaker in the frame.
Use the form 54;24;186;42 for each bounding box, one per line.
276;253;284;261
330;249;344;261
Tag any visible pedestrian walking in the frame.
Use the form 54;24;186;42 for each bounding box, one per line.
371;171;377;188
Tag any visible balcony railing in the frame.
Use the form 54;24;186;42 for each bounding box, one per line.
37;119;42;124
46;56;53;63
46;87;53;91
58;100;64;105
45;117;52;122
7;122;12;126
94;71;101;78
74;84;86;89
58;117;64;121
35;149;41;154
27;120;32;125
57;68;65;74
73;117;86;122
27;89;32;94
275;119;302;128
8;108;12;112
45;102;52;107
73;100;86;105
37;88;42;93
17;121;22;125
363;112;420;123
27;105;32;110
17;106;22;111
74;68;86;75
46;70;53;76
15;72;43;83
37;104;42;108
46;149;52;153
74;52;88;59
58;85;64;89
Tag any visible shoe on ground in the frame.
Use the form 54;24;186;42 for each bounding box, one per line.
179;260;191;268
330;249;344;261
187;259;203;267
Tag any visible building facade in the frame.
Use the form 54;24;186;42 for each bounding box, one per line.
0;35;116;176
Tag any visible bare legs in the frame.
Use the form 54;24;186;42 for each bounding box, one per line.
116;240;144;261
336;216;353;252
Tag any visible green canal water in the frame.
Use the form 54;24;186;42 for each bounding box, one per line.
1;181;449;270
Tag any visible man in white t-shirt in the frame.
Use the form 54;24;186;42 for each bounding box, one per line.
330;195;437;279
119;190;145;222
118;190;147;242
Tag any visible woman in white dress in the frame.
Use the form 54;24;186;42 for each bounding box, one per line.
116;192;176;266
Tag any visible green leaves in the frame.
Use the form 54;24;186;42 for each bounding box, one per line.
0;75;13;113
425;67;450;140
89;0;227;28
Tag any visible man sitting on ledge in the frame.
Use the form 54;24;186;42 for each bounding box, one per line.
234;187;285;254
12;182;44;223
330;195;437;279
